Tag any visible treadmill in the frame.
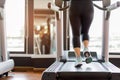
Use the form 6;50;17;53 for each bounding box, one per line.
0;0;14;77
42;0;120;80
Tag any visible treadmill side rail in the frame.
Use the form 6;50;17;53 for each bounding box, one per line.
41;61;63;80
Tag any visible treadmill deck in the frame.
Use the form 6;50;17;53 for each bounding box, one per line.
59;62;109;72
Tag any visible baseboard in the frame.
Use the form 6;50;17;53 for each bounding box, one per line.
33;68;46;72
13;66;46;72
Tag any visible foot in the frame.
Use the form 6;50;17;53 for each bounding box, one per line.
83;48;92;64
75;57;82;68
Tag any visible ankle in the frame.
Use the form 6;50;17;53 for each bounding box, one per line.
76;56;82;61
84;47;89;51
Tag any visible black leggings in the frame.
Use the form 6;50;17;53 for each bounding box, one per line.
69;0;94;48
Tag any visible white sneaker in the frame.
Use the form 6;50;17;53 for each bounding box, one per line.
83;48;90;57
75;57;82;67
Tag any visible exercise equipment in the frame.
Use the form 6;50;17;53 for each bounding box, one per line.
42;0;120;80
0;0;14;77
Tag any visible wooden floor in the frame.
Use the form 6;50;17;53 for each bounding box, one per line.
0;71;42;80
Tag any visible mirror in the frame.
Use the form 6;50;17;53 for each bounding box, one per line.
34;0;56;55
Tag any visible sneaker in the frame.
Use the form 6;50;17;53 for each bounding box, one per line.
75;57;82;68
83;48;92;64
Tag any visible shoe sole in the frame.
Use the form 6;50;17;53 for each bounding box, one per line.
75;64;82;68
84;51;90;57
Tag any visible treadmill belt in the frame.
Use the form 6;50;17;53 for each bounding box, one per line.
59;62;108;72
57;62;111;80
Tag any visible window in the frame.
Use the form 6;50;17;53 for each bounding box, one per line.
5;0;25;52
109;0;120;53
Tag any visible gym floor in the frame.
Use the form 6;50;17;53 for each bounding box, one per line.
0;71;42;80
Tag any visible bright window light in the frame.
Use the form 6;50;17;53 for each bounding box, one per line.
5;0;25;52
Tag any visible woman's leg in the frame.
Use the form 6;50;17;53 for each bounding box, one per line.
83;40;89;48
69;10;82;67
81;5;94;63
70;16;81;57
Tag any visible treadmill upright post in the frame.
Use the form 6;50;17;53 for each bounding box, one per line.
48;0;64;61
0;0;7;61
102;0;111;62
56;11;63;61
0;0;5;8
